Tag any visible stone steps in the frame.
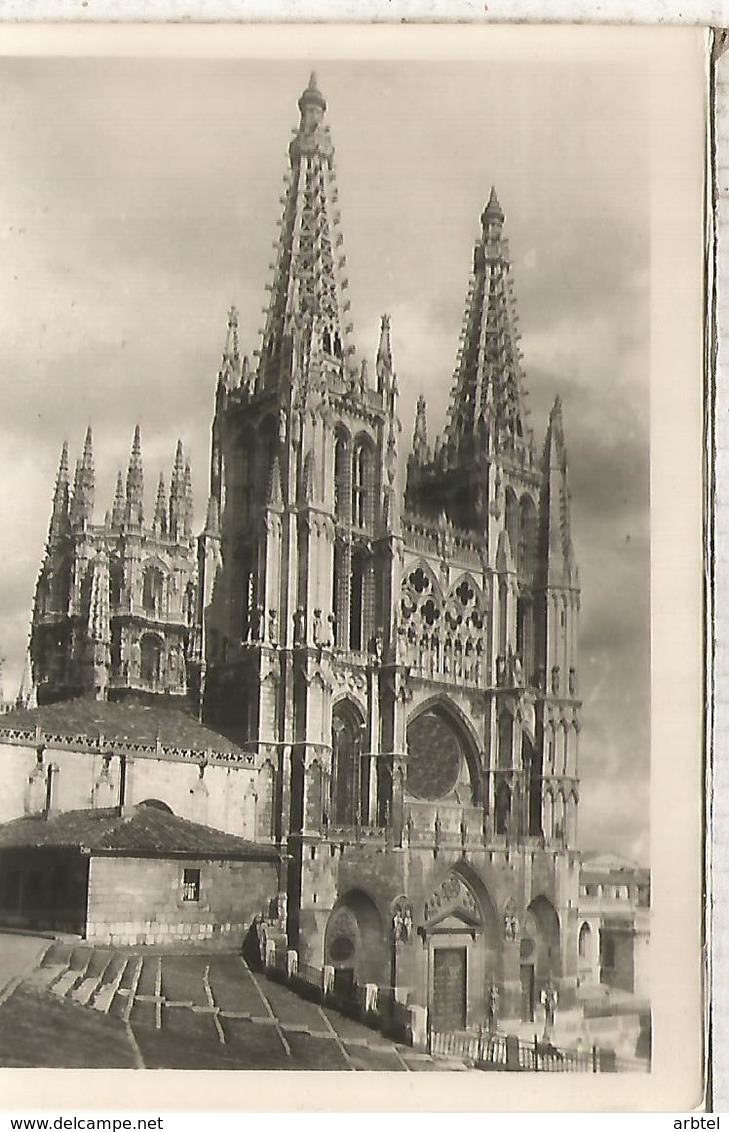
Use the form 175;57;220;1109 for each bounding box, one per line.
71;954;114;1007
91;959;129;1013
23;963;69;991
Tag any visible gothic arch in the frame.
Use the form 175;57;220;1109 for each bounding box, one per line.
518;494;538;580
406;695;482;805
230;425;257;522
351;434;376;530
505;487;520;563
407;693;482;757
333;425;351;523
324;887;389;985
142;562;167;618
445;572;486;608
140;632;164;686
331;699;366;827
543;788;554;839
109;556;124;608
256;415;278;499
349;542;373;651
401;559;444;605
578;920;592;959
524;894;562;983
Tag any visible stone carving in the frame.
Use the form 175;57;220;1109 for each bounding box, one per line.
423;873;479;924
503;898;519;941
391;896;414;944
541;978;558;1040
293;607;306;646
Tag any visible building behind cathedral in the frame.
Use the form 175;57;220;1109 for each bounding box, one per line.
0;73;649;1045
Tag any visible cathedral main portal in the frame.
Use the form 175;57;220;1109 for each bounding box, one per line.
432;947;467;1031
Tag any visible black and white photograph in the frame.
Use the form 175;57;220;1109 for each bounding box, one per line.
0;24;705;1109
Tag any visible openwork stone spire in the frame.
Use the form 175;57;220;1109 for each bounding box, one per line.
445;188;529;460
169;439;186;540
258;72;355;391
153;472;167;535
125;425;144;526
219;305;242;390
542;395;578;587
47;441;70;548
70;427;95;528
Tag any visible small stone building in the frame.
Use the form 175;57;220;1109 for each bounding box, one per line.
0;802;282;946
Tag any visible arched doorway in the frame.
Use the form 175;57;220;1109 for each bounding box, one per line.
420;864;501;1033
520;896;561;1021
324;889;388;992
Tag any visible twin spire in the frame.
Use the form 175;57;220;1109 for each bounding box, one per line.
48;427;194;542
443;184;529;460
257;72;355;392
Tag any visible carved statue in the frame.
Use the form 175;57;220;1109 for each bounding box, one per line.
268;608;279;645
293;607;306;646
392;898;414;943
488;984;499;1034
130;637;141;677
541;979;558;1040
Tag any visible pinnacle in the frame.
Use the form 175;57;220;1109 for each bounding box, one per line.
298;69;327;113
481;185;505;227
81;426;94;468
55;441;70;488
173;438;185;474
129;425;142;467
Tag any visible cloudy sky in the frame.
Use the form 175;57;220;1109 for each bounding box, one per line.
0;53;651;860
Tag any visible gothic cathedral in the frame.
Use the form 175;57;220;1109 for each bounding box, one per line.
191;74;582;1028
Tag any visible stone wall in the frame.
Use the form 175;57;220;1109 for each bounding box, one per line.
86;854;279;946
0;739;255;838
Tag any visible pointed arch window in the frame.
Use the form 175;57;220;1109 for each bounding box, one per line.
233;430;256;524
140;634;163;687
518;495;538;581
349;547;367;651
334;430;350;523
352;442;373;530
109;558;124;609
331;703;363;827
142;566;165;618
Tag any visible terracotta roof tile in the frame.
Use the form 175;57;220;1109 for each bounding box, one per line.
0;804;280;859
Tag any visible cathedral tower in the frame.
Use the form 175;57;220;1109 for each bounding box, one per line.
200;75;583;1030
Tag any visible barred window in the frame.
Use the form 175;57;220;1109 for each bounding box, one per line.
181;868;200;903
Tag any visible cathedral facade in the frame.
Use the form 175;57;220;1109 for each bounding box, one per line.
193;74;582;1030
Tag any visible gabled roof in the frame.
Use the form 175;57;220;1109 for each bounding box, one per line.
0;698;244;759
0;805;280;860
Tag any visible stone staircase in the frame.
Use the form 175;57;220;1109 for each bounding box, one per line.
24;942;133;1015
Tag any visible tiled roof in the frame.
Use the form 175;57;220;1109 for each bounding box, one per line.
0;805;280;859
0;699;243;757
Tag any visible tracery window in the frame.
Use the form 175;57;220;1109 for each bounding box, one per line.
142;565;165;618
352;441;373;529
334;430;350;523
398;565;488;685
331;703;363;827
